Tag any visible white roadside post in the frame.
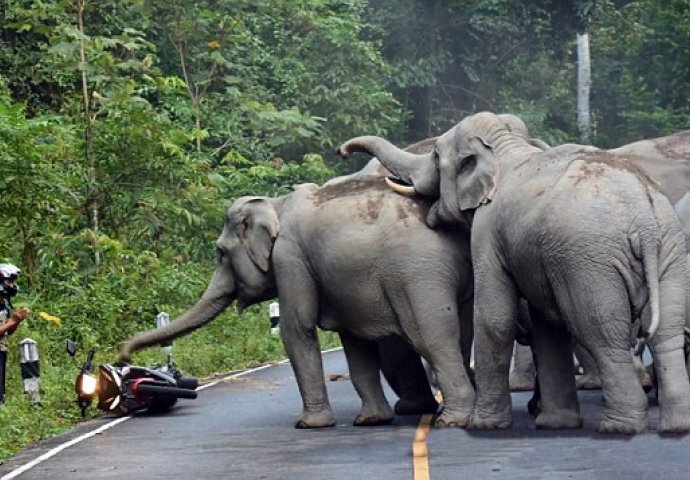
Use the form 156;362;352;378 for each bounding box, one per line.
156;312;173;366
19;338;40;404
269;301;280;336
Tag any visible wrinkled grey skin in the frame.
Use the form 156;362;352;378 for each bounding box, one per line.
611;131;690;204
675;193;690;377
120;179;475;428
517;134;690;392
675;192;690;248
339;111;690;434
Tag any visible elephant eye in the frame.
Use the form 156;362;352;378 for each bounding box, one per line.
216;247;226;263
433;150;440;166
458;154;477;175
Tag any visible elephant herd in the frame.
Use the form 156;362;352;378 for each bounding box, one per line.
120;112;690;435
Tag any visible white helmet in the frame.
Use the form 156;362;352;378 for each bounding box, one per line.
0;263;21;300
0;264;20;281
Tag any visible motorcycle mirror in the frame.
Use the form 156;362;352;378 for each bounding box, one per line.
66;339;78;357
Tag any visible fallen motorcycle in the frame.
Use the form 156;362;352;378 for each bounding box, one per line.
66;340;198;417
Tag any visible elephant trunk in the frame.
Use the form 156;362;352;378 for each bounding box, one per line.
338;136;436;195
119;289;234;362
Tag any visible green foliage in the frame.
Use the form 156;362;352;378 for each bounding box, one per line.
2;0;690;462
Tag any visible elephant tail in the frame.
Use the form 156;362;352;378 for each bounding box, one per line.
633;228;660;339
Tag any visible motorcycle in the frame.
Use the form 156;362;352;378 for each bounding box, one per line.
67;340;198;417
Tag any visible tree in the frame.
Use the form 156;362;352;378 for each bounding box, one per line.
575;1;594;143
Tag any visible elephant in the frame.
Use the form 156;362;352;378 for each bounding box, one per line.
517;132;690;392
352;127;690;396
610;130;690;204
120;178;476;428
338;111;690;434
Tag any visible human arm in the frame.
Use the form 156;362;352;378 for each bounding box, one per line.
0;308;30;336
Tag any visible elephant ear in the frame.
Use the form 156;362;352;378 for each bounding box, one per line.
239;199;280;273
456;136;500;211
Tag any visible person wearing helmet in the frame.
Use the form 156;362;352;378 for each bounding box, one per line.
0;263;31;403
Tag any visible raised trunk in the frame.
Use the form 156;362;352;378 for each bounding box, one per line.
338;136;437;196
119;292;233;361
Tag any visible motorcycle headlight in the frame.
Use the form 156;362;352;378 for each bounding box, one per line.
80;373;98;396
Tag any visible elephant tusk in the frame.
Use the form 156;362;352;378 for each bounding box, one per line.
385;176;416;196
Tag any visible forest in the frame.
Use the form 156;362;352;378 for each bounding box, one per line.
1;0;690;457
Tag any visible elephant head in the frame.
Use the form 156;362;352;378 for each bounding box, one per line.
119;197;280;361
338;112;537;228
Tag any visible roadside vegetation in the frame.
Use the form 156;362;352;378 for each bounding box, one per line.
2;0;690;460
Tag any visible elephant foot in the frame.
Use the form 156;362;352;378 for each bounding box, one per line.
353;402;394;426
598;415;648;435
395;396;439;415
434;406;472;428
535;409;582;429
353;412;394;427
294;409;337;429
509;373;535;391
434;413;472;428
469;416;512;430
659;405;690;434
575;374;602;390
468;412;512;430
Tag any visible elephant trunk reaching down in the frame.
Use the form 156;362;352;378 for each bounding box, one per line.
119;283;235;362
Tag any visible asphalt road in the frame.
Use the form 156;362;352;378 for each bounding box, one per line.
3;349;690;479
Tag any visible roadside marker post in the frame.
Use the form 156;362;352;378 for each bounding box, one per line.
19;338;40;404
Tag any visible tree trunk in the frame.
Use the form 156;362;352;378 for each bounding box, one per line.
576;31;591;144
77;0;100;265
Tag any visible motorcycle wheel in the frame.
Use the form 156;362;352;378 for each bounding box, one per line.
136;383;198;399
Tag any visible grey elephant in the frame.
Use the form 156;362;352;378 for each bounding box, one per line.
339;111;690;434
610;130;690;204
512;132;690;392
120;178;475;428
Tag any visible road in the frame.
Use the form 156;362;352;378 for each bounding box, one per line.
2;349;690;479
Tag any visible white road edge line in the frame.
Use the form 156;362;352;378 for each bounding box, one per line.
1;347;343;480
0;416;132;480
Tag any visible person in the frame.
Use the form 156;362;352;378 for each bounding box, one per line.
268;301;280;336
0;263;30;404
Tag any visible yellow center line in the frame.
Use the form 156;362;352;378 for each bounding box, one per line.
412;392;443;480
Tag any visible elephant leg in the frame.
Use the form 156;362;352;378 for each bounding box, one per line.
459;297;475;386
527;372;541;417
563;282;649;434
274;260;335;429
574;341;602;390
648;255;690;433
377;336;438;415
339;332;394;426
509;343;536;391
403;292;474;428
470;265;519;430
529;305;582;429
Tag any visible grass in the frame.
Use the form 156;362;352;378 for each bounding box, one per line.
0;303;341;461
